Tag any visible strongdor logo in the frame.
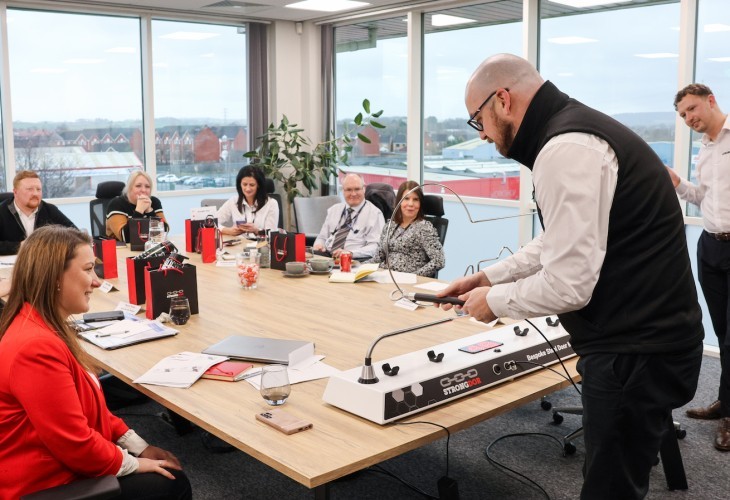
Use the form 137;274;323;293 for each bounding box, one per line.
440;368;482;396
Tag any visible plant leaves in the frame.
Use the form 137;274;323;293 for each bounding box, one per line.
370;120;385;129
363;99;371;114
357;133;371;144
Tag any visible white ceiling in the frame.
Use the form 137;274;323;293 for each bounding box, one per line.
20;0;430;22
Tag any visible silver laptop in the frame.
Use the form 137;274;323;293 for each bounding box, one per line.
202;335;310;364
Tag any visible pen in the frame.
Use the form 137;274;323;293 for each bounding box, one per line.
235;371;261;381
96;330;131;338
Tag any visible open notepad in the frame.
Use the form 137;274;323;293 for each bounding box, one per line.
80;319;178;349
328;263;380;283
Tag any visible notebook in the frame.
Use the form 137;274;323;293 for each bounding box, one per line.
202;335;312;364
80;320;178;350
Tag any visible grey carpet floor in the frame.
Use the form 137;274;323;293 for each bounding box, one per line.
116;355;729;499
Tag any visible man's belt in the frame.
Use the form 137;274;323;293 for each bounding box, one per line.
708;231;730;241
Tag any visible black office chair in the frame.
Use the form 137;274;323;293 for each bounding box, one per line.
20;475;120;500
542;399;689;490
89;181;125;239
264;178;284;230
365;182;395;221
423;194;448;247
0;192;13;203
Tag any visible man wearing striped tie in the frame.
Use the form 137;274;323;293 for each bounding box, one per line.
313;174;385;260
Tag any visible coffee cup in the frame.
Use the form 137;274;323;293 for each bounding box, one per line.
309;258;334;273
285;261;307;274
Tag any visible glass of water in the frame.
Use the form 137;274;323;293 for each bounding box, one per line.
260;364;290;406
169;296;191;325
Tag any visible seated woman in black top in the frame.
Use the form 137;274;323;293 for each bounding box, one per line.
370;180;445;277
106;171;168;242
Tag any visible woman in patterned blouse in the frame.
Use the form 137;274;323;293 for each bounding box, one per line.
370;180;445;277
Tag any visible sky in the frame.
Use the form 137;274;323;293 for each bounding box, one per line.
5;11;247;124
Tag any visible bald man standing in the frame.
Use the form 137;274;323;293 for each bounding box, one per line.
438;54;703;499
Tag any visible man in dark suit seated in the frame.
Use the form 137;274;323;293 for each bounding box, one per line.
0;170;76;255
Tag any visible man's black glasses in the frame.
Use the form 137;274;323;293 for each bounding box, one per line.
467;88;508;131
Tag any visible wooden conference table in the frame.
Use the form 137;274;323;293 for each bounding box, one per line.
83;240;579;497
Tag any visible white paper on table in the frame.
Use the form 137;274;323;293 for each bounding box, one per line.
413;281;449;292
95;320;149;338
134;352;228;388
245;347;339;389
0;255;17;266
366;270;418;284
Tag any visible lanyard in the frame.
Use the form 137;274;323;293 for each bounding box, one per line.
334;204;366;234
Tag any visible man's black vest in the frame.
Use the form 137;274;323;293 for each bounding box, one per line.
507;81;703;355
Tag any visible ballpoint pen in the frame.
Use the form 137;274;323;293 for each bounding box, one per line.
96;330;131;338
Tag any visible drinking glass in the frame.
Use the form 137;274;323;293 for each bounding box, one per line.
236;250;260;289
169;296;191;325
260;364;290;406
145;219;166;251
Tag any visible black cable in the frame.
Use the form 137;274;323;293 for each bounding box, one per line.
343;420;451;499
369;465;438;499
524;319;582;396
395;420;451;477
484;432;567;500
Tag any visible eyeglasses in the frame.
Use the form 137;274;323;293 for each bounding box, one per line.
467;88;509;131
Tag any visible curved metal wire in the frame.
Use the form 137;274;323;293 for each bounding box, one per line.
384;182;534;304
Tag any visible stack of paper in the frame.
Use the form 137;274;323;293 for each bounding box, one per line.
134;352;228;388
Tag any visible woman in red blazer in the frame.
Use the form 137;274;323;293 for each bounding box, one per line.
0;226;191;499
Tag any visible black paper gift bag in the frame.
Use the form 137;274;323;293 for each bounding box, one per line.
144;264;199;320
268;230;305;271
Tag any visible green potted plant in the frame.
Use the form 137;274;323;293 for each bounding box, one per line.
244;99;384;228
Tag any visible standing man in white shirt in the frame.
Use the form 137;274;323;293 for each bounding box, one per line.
313;173;384;260
438;54;703;499
0;170;76;255
667;83;730;451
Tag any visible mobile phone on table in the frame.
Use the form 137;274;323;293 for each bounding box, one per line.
255;409;313;435
83;310;124;323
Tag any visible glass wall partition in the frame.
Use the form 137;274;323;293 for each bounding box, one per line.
6;9;143;197
151;20;247;191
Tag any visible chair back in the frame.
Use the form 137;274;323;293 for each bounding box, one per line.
264;178;284;229
423;194;448;246
365;182;395;221
201;199;227;210
89;181;124;239
0;192;13;203
293;195;341;241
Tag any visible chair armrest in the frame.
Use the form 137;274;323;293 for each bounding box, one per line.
21;475;121;500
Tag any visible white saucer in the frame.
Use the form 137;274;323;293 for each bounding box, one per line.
282;270;309;278
309;269;332;275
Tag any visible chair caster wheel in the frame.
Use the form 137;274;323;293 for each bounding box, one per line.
676;428;687;440
541;400;552;411
563;442;576;456
552;412;564;425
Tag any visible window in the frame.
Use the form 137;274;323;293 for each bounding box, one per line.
152;20;247;191
423;2;522;200
687;0;730;218
540;1;680;167
334;17;408;188
7;9;143;198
